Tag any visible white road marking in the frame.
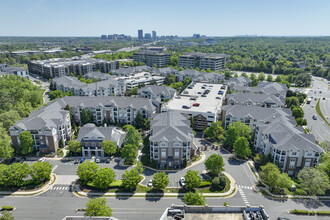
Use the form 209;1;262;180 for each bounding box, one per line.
51;165;58;172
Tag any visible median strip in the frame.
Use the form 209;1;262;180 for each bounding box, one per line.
315;98;330;127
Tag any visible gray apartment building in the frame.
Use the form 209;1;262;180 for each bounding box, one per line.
178;52;226;71
254;117;324;176
133;50;171;68
149;112;194;169
9;101;72;153
77;123;126;158
138;85;177;102
28;58;119;78
0;66;29;78
226;93;284;108
52;76;126;96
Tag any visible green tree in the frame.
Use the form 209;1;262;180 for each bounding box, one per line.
48;90;64;100
80;109;94;125
211;173;227;190
85;198;112;217
121;144;137;164
292;107;304;118
102;140;117;156
93;167;116;189
203;121;225;141
204;154;225;176
59;138;64;148
260;163;281;187
131;87;138;95
225;121;251;147
19;131;33;155
0;211;15;220
297;167;330;195
122;168;141;190
152;172;169;190
2;163;29;186
258;72;266;81
134;110;145;129
123;126;141;148
136;161;144;174
0;139;14;159
184;170;201;190
285;97;300;108
267;74;273;82
224;71;232;79
183;192;205;205
233;137;251;159
250;73;257;80
29;161;52;183
250;78;259;87
77;161;99;183
241;73;248;78
164;74;176;85
319;140;330;153
67;140;81;155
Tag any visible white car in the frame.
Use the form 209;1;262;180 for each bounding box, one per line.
179;177;186;187
147;179;153;187
38;157;46;162
91;156;96;162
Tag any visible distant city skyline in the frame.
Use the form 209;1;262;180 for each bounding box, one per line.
0;0;330;37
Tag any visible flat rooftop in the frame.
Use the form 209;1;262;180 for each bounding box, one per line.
162;82;226;114
185;213;243;220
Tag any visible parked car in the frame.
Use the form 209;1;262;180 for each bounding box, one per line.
200;174;207;181
197;92;202;94
80;157;86;163
96;157;101;163
182;105;190;109
9;157;16;164
216;97;221;99
74;159;79;164
192;103;200;107
175;96;181;99
91;156;96;162
313;114;318;120
221;86;226;89
105;158;111;164
179;177;186;187
201;86;206;89
38;157;46;162
183;91;189;94
323;97;326;100
147;179;153;187
201;94;207;97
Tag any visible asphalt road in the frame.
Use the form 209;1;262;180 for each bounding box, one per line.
302;77;330;142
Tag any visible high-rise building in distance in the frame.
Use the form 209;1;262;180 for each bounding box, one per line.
152;31;156;41
145;33;152;40
138;29;143;41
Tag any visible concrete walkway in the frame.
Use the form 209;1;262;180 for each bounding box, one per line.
0;173;57;196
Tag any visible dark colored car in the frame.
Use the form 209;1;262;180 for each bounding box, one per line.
182;105;190;109
74;159;79;164
80;157;86;163
19;156;26;163
105;158;111;164
9;157;16;164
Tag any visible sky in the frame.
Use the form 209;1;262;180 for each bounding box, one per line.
0;0;330;37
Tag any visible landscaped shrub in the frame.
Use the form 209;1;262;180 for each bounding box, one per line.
1;206;14;211
211;173;226;190
294;188;307;196
309;211;316;215
316;211;330;216
270;187;285;195
290;209;309;215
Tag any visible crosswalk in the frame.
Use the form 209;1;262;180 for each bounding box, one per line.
238;187;250;206
50;186;70;191
238;185;253;190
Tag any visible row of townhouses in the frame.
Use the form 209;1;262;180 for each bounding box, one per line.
28;58;119;78
0;65;29;78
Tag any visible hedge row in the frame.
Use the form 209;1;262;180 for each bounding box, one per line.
290;209;330;216
1;206;14;211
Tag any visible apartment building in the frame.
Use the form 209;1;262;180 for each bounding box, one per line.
77;123;126;158
138;85;177;102
233;82;287;99
149;112;194;169
52;76;126;96
226;93;284;108
221;105;293;129
178;52;226;71
28;58;119;78
111;65;156;77
133;50;171;68
115;72;165;90
58;96;157;126
0;66;29;78
9;101;72;153
254;117;324;176
226;76;251;88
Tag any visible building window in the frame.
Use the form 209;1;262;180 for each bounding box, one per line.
289;158;296;169
161;149;166;158
292;152;297;155
305;159;311;167
174;149;179;158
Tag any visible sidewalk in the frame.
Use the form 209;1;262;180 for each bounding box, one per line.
0;173;57;196
74;172;237;198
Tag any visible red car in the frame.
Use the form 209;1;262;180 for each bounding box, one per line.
193;103;200;107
